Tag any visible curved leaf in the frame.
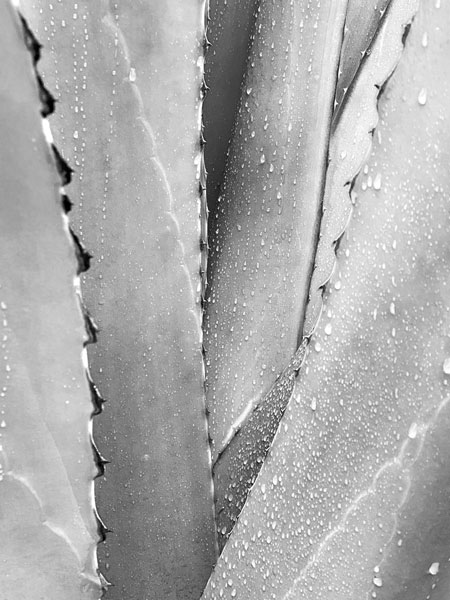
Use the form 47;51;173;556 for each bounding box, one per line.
21;1;217;598
202;0;450;596
205;0;349;462
203;0;260;218
0;6;100;598
210;0;419;540
333;0;393;121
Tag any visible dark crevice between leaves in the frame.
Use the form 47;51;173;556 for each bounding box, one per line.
202;0;220;561
18;12;110;596
204;0;262;224
213;339;308;551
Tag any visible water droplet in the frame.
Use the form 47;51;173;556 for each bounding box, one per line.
129;67;136;82
260;153;266;164
373;577;383;588
324;323;332;336
373;173;382;190
389;302;396;315
73;130;79;139
310;397;317;411
408;422;418;439
428;562;439;575
418;88;427;105
443;358;450;375
422;32;428;47
272;475;278;486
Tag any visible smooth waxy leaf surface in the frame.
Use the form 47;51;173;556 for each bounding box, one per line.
209;0;418;540
204;0;260;218
22;2;217;598
205;0;349;463
202;0;450;596
0;6;100;599
333;0;393;120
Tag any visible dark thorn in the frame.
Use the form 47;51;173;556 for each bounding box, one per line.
83;309;98;346
402;22;412;46
51;145;73;186
70;228;92;274
37;76;55;117
92;442;108;479
89;378;105;416
19;15;42;64
61;194;73;213
95;512;111;542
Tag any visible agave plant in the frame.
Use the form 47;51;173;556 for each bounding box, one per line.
2;0;449;598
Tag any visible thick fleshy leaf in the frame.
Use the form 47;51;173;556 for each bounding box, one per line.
203;0;260;218
21;2;217;598
333;0;393;120
210;0;418;540
205;0;349;462
0;6;100;599
202;0;450;596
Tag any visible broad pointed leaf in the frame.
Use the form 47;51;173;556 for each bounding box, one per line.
204;0;260;217
203;1;450;596
209;0;419;543
0;6;100;598
205;0;349;462
21;2;217;598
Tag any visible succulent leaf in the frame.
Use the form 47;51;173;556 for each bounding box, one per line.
202;0;450;596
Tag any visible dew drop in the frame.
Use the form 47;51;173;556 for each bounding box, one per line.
373;173;382;190
422;32;428;47
443;358;450;375
129;67;136;82
324;323;332;336
428;562;439;575
418;88;427;105
408;422;418;439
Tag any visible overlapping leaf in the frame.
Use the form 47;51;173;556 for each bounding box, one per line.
0;5;100;598
202;0;450;596
21;1;217;598
207;0;419;543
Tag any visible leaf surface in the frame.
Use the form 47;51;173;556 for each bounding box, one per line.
209;0;419;540
202;0;450;596
203;0;260;218
0;6;100;598
205;0;349;462
21;1;217;598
